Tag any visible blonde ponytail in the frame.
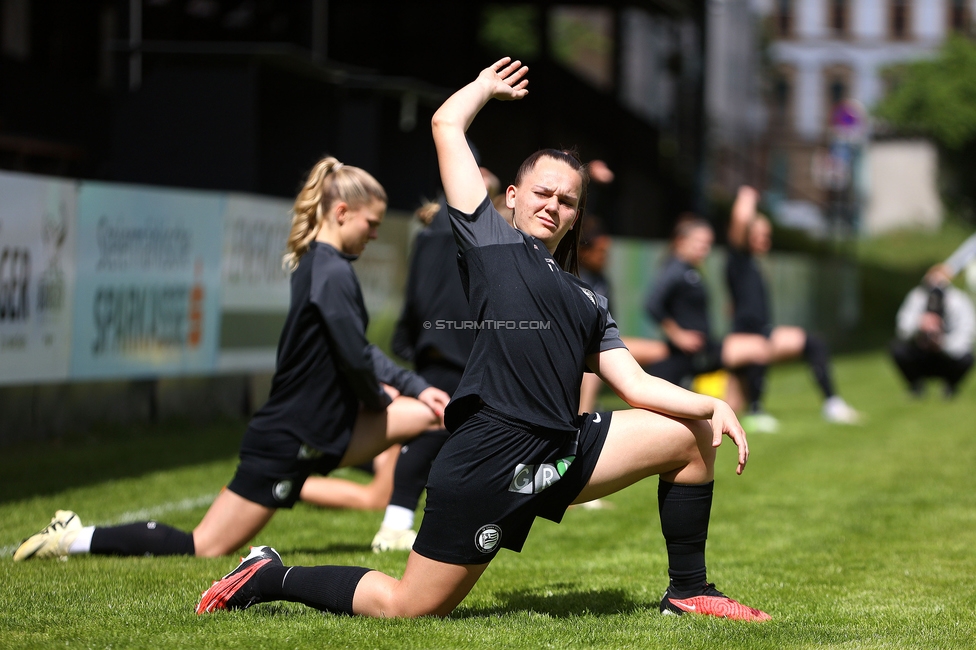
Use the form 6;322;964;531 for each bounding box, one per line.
415;200;440;226
283;156;387;271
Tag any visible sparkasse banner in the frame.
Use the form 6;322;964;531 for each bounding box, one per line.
70;182;224;379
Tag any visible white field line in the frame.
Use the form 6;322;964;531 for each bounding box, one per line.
2;493;217;557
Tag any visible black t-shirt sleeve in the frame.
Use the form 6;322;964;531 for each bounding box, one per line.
311;264;392;412
589;292;626;356
447;194;523;253
368;345;431;398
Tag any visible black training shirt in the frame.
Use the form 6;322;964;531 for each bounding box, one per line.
249;241;430;453
645;255;712;341
445;196;625;433
391;198;474;370
725;247;769;333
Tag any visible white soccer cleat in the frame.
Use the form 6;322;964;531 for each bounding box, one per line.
822;396;861;425
741;411;780;434
13;510;83;561
370;525;417;553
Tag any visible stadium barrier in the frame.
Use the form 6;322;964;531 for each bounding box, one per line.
0;169;860;445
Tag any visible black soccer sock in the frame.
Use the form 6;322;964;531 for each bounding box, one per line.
741;364;768;412
803;334;835;399
658;480;713;593
89;522;195;556
257;565;371;615
389;429;450;511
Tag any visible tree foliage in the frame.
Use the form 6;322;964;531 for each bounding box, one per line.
875;36;976;222
875;36;976;150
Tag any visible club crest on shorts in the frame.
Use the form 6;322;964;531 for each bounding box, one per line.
475;524;502;553
272;479;293;502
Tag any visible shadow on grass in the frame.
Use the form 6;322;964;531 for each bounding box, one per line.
285;544;377;555
235;585;648;620
0;417;246;504
456;585;648;618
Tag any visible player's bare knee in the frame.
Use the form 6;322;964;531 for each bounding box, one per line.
686;419;716;461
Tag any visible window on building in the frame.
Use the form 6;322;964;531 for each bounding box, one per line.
775;0;792;37
823;65;853;129
890;0;910;40
829;79;847;106
770;66;794;133
830;0;848;37
949;0;970;32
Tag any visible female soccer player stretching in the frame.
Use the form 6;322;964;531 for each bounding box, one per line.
195;59;770;622
14;157;449;561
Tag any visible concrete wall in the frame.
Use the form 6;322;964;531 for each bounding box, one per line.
864;139;942;235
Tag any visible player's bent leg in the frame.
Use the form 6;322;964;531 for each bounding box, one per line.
720;333;771;368
192;489;276;557
198;547;488;618
300;445;399;511
769;326;806;362
340;396;440;469
352;551;489;617
570;410;770;622
572;409;714;504
723;372;747;412
621;337;668;367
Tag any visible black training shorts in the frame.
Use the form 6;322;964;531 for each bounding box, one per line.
413;407;612;565
227;427;344;509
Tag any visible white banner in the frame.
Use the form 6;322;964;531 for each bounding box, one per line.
220;193;292;311
0;171;77;384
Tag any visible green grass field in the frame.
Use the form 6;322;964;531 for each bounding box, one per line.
2;351;975;649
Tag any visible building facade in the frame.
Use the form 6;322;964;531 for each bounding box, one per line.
709;0;972;234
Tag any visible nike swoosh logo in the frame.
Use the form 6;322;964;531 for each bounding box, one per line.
593;413;601;423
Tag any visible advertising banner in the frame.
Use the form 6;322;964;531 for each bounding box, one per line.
220;193;292;312
0;171;77;384
71;182;224;379
217;193;292;372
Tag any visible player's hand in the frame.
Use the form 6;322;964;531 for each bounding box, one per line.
710;398;749;475
478;57;529;101
417;386;451;418
919;312;943;335
381;383;401;400
671;328;705;354
737;185;760;204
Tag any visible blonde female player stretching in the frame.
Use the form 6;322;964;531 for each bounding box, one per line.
14;158;449;562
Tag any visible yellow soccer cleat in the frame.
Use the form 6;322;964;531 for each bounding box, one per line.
13;510;83;561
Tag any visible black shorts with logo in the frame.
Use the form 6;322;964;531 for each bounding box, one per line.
226;427;345;509
412;407;612;565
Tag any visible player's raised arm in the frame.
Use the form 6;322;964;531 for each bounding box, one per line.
431;57;528;213
728;185;759;250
